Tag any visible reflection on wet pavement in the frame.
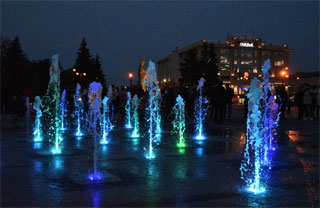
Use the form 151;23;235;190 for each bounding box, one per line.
1;123;319;207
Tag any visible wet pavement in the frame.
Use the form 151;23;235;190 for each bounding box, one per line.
1;106;319;207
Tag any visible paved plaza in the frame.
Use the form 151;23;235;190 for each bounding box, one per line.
1;106;319;207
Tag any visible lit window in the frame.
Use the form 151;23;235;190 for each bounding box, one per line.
253;68;258;73
275;60;284;66
234;60;237;65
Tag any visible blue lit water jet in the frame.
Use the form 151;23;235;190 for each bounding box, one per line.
41;55;63;154
131;94;140;138
74;83;84;136
194;77;209;140
144;60;160;159
155;93;162;139
33;96;42;142
60;89;68;131
261;60;280;166
88;82;103;180
172;95;186;148
125;92;132;129
100;96;113;144
240;77;265;194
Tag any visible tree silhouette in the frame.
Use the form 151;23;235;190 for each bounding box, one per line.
178;42;219;87
72;38;106;91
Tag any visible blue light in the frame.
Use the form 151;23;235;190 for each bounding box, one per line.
88;172;103;181
247;185;266;194
196;148;204;156
60;89;68;131
99;139;109;145
125;92;133;129
194;78;209;142
51;147;62;155
33;142;42;150
195;135;206;140
33;96;42;142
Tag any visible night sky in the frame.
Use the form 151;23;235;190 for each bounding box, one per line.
1;1;319;86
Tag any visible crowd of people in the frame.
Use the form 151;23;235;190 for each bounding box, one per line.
294;84;320;120
3;82;320;125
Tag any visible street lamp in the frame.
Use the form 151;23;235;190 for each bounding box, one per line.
128;72;133;87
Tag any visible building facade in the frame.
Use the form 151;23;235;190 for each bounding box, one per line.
157;34;293;99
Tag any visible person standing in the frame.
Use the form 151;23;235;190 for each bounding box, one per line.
225;84;234;119
302;84;312;120
212;80;226;124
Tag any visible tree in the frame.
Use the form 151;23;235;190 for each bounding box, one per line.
93;54;106;91
1;37;29;94
178;47;200;86
74;38;92;73
199;42;219;86
72;38;106;91
178;42;219;87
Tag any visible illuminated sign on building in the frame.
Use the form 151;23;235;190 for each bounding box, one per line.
239;42;254;47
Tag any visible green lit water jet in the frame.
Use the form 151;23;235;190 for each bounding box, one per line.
41;54;62;154
172;95;186;148
131;94;140;138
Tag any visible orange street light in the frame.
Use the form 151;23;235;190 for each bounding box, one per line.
281;71;286;76
76;72;79;76
83;73;87;76
128;72;133;87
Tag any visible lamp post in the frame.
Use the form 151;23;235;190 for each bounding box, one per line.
128;72;133;87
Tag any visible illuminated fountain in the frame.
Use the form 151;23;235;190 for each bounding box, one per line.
74;83;84;136
240;78;265;194
25;96;31;133
60;89;68;131
155;93;162;139
131;94;140;138
33;96;42;142
172;95;186;147
144;60;161;159
125;92;132;129
41;54;62;154
87;81;103;180
194;77;209;140
261;59;280;166
100;96;114;144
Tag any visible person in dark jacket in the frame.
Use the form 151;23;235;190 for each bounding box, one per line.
212;80;226;124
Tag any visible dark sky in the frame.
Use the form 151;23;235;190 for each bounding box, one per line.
1;1;319;85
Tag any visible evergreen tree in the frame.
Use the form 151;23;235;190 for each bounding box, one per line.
72;38;106;91
1;36;30;109
178;47;200;86
74;38;92;73
200;42;219;86
178;42;219;87
93;54;106;90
